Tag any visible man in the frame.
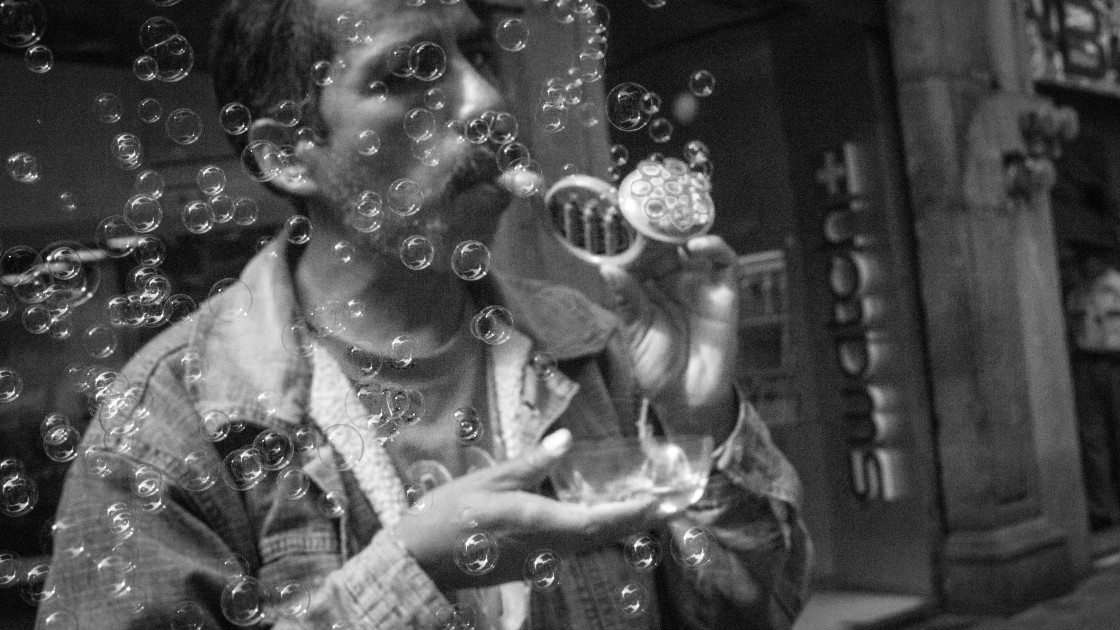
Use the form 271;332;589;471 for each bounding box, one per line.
38;0;808;628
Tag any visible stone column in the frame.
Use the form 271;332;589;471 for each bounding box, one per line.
887;0;1087;615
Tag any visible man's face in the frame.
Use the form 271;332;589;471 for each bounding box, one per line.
300;0;514;256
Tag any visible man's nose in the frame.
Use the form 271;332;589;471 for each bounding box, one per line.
452;58;504;122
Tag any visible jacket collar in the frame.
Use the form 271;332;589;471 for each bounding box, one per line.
186;237;619;429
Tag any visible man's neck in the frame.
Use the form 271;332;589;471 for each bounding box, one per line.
293;224;471;357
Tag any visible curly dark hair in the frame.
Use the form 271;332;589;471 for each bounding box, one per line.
209;0;335;157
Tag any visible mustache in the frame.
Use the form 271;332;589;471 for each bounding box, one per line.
446;144;503;194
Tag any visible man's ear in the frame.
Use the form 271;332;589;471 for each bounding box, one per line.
246;118;320;198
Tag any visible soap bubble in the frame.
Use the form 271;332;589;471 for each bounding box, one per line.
388;334;416;369
234;196;260;225
409;41;447;81
220;102;252;135
56;190;77;214
139;16;177;49
428;603;477;630
454;531;499;575
221;553;250;579
273;580;310;620
684;139;710;165
0;551;19;586
181;200;214;234
496;18;528;51
451;240;490;281
497;141;530;170
200;403;230;439
94;92;122;123
196;165;227;196
321;424;363;470
171;601;206;630
534;101;567;133
123;194;162;233
503;158;543;197
424;86;447;111
84;326;119;359
366;80;388;101
649;117;673;143
241;140;281;182
524;549;562;591
221;576;266;627
403;108;436;142
670;524;715;569
689;69;716;97
7;151;39;183
531;351;557;378
20;562;54;605
357;129;381;156
131;236;167;269
166;108;202;144
606;82;651;132
404;483;431;514
133;54;156;80
287;215;313;244
611;582;650;617
137;97;162;123
399;235;434;270
623;534;663;571
24;44;50;72
135;169;165;199
274;99;301;127
163;294;197;324
578;47;606;83
0;0;47;48
221;447;265;491
207;278;253;321
277;467;310;500
21;305;50;334
132;465;167;513
312;59;333;86
455;406;483;444
2;472;38;516
181;450;217;492
470;305;513;345
333;240;355;265
40;611;78;629
318;491;346;518
249;430;292;471
111;133;143;167
41;424;79;463
0;368;23;403
148;34;194;82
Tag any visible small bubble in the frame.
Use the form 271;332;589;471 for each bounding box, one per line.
219;102;252;135
24;44;52;73
610;144;629;166
135;169;166;199
496;18;528;51
404;483;431;514
523;549;562;591
321;425;363;470
137;98;162;123
133;55;157;81
181;200;214;234
0;0;46;48
7;152;39;183
94;93;123;123
274;99;301;127
318;491;346;518
606;82;651;132
166;108;202;145
428;603;477;630
390;334;417;369
181;450;217;492
611;582;650;617
171;601;206;630
0;368;23;403
208;278;253;321
220;576;266;626
455;406;483;445
196;165;226;196
254;430;294;471
221;447;265;491
470;305;513;345
424;87;447;111
670;525;715;569
689;69;716;97
241;140;281;182
210;194;235;223
286;215;313;245
123;194;162;233
2;472;38;517
623;534;663;571
649;117;673;143
399;235;434;270
277;467;310;500
450;240;491;281
333;240;355;265
409;41;447;81
367;80;388;101
84;326;119;359
111;133;143;168
403;108;436;142
531;351;557;378
234;196;260;225
312;59;333;86
454;531;499;575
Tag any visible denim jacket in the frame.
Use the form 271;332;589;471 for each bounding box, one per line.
36;239;810;629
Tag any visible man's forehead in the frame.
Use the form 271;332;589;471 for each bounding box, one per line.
312;0;523;28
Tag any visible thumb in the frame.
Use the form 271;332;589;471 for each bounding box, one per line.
492;428;572;489
600;264;652;330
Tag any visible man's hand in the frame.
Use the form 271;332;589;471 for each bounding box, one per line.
395;429;661;590
600;235;740;442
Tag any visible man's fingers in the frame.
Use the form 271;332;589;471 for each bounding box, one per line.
489;428;572;489
600;264;653;330
547;497;661;542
